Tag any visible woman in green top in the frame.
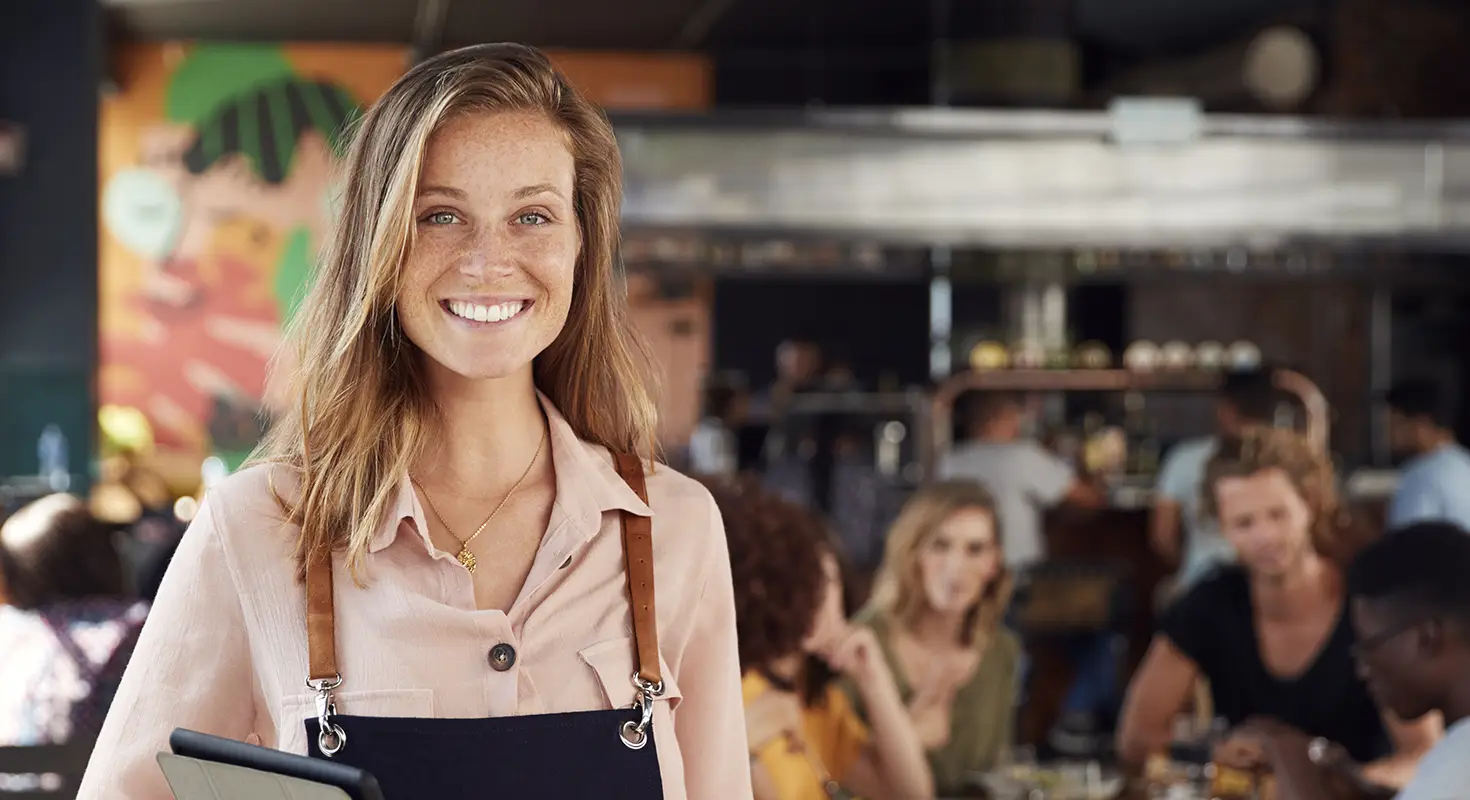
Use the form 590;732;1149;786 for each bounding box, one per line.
849;481;1023;797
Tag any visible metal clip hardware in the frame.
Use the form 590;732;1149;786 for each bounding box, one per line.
619;672;665;750
307;674;347;757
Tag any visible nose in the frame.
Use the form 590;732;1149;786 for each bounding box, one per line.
940;552;972;581
457;227;516;280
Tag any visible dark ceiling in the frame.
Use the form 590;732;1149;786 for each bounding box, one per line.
103;0;1312;105
106;0;1468;114
107;0;1303;51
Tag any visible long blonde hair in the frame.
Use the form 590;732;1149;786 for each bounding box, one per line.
1202;425;1359;563
252;43;657;582
867;481;1013;647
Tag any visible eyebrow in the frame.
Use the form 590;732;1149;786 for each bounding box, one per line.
415;183;566;201
513;183;565;200
417;185;467;200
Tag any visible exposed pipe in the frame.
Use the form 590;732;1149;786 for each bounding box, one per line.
1368;288;1394;465
669;0;739;50
410;0;450;64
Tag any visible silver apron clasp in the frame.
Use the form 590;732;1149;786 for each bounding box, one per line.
307;674;347;757
619;672;664;750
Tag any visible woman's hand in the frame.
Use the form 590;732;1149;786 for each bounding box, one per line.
1212;717;1307;773
819;625;894;693
906;654;975;750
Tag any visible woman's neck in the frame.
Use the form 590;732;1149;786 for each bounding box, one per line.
414;365;547;495
1252;549;1338;621
908;605;969;649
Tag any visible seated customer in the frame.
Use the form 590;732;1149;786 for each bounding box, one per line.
0;494;148;746
1244;521;1470;800
1117;428;1438;790
851;481;1022;796
703;475;933;800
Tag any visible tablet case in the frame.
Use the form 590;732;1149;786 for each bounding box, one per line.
158;753;353;800
163;729;385;800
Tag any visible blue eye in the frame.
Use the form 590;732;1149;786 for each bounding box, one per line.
516;212;549;225
425;211;460;225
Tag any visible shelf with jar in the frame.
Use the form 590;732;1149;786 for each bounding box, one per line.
930;338;1327;478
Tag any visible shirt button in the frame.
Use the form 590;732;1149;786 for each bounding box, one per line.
488;643;517;672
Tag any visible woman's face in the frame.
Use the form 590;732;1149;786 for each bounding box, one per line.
918;506;1001;615
1214;467;1314;579
802;553;846;655
397;110;579;384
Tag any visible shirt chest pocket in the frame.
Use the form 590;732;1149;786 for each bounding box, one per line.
275;689;435;755
578;636;683;717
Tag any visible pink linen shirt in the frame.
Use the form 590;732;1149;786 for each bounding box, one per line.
77;397;752;800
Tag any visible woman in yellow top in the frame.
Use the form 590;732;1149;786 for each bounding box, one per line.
701;476;934;800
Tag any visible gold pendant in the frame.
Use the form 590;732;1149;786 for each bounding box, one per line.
457;546;477;573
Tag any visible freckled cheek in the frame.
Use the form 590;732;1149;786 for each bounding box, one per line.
523;239;580;300
401;238;459;291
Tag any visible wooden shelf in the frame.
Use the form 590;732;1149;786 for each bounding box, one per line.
938;368;1223;396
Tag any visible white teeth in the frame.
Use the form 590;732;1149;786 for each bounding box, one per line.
447;300;525;324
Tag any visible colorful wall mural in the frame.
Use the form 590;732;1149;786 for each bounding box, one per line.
99;44;406;468
100;44;711;469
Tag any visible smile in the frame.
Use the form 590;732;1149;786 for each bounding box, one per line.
441;299;531;324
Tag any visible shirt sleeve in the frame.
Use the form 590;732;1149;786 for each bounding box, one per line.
672;498;755;800
1156;574;1227;674
76;492;257;800
1388;473;1442;529
1155;441;1200;504
1022;442;1076;507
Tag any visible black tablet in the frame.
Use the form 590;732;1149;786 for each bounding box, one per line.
167;728;386;800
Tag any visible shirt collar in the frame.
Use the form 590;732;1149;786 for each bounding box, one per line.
369;391;653;555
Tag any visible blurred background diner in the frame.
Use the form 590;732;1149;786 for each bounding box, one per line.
8;0;1470;797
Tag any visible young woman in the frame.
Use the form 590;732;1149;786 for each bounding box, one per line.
852;481;1022;796
78;44;749;800
705;475;933;800
1117;427;1438;790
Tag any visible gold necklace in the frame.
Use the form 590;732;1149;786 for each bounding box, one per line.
412;428;546;573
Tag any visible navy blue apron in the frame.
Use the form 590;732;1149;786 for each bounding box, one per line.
301;454;666;799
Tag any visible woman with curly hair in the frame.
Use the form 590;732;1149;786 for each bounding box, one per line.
1118;427;1438;791
702;476;932;800
850;481;1022;795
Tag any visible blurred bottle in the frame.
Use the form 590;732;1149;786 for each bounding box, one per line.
37;424;70;492
1123;392;1162;476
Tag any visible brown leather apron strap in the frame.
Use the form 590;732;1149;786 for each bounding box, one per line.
611;452;661;687
306;553;339;683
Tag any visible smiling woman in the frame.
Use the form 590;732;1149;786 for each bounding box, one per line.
77;44;750;800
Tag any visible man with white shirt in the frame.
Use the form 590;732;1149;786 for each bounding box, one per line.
937;391;1102;570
